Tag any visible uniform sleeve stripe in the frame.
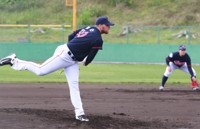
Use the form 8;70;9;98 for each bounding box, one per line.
92;46;102;49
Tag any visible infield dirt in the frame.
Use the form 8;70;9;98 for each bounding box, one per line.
0;83;199;129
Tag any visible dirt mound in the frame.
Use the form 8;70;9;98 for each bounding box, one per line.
0;108;171;129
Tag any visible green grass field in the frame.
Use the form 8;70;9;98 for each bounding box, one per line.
0;63;198;85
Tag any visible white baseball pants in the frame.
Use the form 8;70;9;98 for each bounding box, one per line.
164;62;196;77
11;44;85;117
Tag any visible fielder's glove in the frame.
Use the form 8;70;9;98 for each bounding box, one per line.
191;80;199;89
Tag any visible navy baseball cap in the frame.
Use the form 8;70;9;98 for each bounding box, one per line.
95;16;114;26
179;45;186;51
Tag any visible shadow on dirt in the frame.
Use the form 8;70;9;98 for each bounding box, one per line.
0;108;174;129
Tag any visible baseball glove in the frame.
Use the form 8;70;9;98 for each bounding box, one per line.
191;80;199;89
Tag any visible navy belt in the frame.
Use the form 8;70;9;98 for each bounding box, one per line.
68;51;77;61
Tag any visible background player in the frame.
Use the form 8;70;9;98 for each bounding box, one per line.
159;45;199;91
0;16;114;122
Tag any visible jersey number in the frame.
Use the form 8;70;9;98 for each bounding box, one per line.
76;29;89;38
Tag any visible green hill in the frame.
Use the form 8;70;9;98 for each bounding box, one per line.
0;0;200;26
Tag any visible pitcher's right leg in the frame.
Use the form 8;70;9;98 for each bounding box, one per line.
64;63;89;121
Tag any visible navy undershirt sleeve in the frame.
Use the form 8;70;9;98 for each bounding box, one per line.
188;66;194;77
85;49;98;66
186;55;194;77
166;56;170;66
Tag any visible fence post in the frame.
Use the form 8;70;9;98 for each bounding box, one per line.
126;33;129;43
61;25;65;43
187;30;190;44
27;24;31;43
156;26;160;44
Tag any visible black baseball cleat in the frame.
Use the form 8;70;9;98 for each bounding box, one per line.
0;53;16;66
76;115;89;122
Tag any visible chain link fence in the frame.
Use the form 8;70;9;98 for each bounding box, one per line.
104;24;200;44
0;25;72;43
0;24;199;44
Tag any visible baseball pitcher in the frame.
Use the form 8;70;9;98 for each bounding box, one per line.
0;16;114;122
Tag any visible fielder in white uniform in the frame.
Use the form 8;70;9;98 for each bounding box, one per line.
159;45;199;91
0;16;114;122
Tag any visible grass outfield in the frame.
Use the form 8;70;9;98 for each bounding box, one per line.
0;64;199;84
